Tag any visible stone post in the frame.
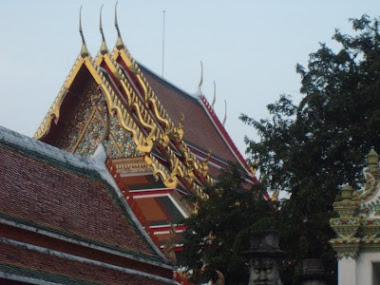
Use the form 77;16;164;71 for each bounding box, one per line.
301;258;330;285
244;230;285;285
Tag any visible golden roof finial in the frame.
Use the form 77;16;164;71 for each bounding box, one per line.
205;149;212;164
163;224;177;265
211;80;216;108
179;113;185;128
196;61;203;95
271;188;280;203
79;6;89;58
199;61;203;89
114;1;125;50
250;158;258;175
99;4;108;55
222;100;227;126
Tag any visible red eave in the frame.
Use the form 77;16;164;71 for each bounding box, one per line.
151;225;187;233
131;189;173;197
199;95;259;185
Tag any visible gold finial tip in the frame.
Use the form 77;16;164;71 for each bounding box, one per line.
99;4;108;55
222;100;227;126
114;1;125;50
204;149;212;164
211;80;216;108
199;61;203;87
271;189;280;203
79;6;89;57
195;61;204;96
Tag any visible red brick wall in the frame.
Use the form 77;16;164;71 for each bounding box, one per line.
0;146;154;257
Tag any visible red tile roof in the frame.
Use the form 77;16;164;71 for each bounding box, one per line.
139;64;238;164
0;240;172;284
0;126;163;261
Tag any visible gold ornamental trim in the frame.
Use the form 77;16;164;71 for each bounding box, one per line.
111;48;213;184
98;51;213;195
34;56;154;154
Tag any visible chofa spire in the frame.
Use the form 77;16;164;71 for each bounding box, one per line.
114;2;125;49
99;4;108;55
195;61;203;96
222;100;227;126
211;81;216;108
79;6;89;58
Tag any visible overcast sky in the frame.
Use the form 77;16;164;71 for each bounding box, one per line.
0;1;379;155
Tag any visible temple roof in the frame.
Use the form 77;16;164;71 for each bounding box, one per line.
0;125;169;265
34;19;258;206
139;64;237;164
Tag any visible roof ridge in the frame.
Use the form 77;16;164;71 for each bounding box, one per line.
136;62;254;177
137;61;201;104
199;95;258;183
1;125;99;173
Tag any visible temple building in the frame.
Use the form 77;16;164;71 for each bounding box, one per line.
0;8;258;284
32;10;258;257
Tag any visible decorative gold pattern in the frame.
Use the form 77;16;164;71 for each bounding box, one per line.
111;47;214;183
103;50;215;195
35;56;155;154
111;157;152;174
53;81;141;159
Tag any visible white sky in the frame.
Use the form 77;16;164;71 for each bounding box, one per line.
0;1;379;155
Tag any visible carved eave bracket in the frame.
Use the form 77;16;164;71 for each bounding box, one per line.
198;150;211;178
96;52;159;147
169;114;185;143
156;126;171;149
112;47;172;128
144;154;178;189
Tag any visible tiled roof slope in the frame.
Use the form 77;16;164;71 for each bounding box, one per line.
139;64;237;164
0;125;165;263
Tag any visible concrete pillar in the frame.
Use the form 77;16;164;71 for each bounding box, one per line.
338;258;357;285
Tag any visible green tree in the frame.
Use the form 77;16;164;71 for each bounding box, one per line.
241;15;380;284
182;165;274;284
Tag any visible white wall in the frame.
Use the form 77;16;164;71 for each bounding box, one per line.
339;252;380;285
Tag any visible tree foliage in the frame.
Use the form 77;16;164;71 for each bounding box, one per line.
182;165;274;284
241;15;380;283
182;15;380;285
